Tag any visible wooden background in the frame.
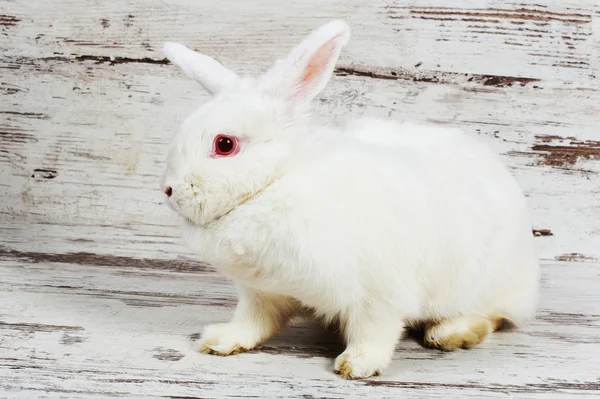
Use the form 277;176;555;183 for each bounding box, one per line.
1;0;599;397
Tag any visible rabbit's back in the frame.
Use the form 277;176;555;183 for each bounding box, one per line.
296;122;536;321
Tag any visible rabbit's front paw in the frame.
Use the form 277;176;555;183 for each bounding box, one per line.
198;323;257;356
333;347;389;379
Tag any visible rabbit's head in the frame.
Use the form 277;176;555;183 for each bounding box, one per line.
160;20;350;225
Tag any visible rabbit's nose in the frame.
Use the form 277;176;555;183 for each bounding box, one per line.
165;186;172;197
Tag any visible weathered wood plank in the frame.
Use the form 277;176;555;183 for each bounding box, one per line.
1;259;599;398
1;0;598;85
1;55;598;260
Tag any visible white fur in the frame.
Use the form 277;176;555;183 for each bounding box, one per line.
162;42;240;94
161;20;540;379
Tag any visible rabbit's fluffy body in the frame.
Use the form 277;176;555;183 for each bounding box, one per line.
161;21;539;379
189;118;537;324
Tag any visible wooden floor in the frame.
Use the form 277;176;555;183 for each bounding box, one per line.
1;0;599;397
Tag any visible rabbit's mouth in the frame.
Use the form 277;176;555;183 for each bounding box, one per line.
163;184;206;226
165;169;279;227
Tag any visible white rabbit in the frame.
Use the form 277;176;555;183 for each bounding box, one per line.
160;20;539;379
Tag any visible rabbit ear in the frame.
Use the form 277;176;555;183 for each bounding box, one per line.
163;42;239;95
260;20;350;108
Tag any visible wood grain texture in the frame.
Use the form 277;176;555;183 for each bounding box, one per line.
1;0;599;397
1;260;600;398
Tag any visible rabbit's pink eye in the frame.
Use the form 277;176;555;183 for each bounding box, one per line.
213;134;240;157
